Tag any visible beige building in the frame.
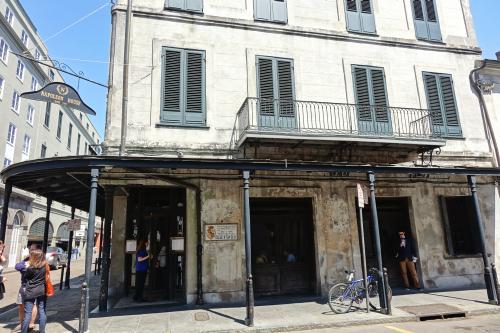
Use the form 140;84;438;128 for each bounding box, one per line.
101;0;499;306
0;0;101;267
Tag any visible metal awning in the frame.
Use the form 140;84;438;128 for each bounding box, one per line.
1;155;500;216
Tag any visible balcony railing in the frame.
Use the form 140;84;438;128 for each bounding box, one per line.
232;98;444;148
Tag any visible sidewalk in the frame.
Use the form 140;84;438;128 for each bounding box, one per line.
1;286;499;333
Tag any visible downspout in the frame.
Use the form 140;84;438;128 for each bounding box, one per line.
469;61;500;168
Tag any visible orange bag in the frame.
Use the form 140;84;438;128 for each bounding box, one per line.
45;263;54;297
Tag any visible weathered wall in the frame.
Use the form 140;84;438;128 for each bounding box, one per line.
109;194;128;297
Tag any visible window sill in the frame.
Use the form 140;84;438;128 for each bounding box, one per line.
43;124;50;131
164;7;204;15
11;107;19;115
347;30;379;37
155;122;209;130
416;38;445;45
254;18;288;25
0;59;8;66
16;76;24;83
27;121;33;127
56;136;61;142
443;254;482;260
441;135;465;140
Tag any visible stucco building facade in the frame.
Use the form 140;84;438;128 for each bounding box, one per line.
103;0;499;304
0;0;101;267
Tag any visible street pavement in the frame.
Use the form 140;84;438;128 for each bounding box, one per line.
295;313;500;333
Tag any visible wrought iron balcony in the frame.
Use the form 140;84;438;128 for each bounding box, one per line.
232;98;445;149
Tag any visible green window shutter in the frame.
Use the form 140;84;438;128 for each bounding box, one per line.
257;57;275;117
255;0;272;21
439;75;460;135
423;72;461;136
353;66;372;121
271;0;287;23
184;51;205;126
161;48;183;124
412;0;441;41
186;0;203;12
166;0;184;10
370;68;388;122
276;59;294;117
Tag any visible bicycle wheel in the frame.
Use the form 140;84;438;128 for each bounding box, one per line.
368;281;393;310
328;283;353;314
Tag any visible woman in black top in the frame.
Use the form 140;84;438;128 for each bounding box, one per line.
18;248;47;333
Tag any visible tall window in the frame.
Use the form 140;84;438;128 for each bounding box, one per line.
345;0;376;34
27;105;35;125
35;49;41;60
22;135;31;155
254;0;288;23
40;144;47;158
44;103;51;128
11;90;21;113
77;133;81;155
67;123;73;149
161;47;206;126
440;196;481;256
5;6;14;26
79;113;83;122
7;123;16;145
3;158;12;167
49;69;55;81
21;30;28;46
165;0;203;13
423;72;461;137
16;60;25;80
0;39;9;63
412;0;441;41
31;76;38;91
0;76;4;99
352;65;391;134
84;142;88;155
56;111;63;138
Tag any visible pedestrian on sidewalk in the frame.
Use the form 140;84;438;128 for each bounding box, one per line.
17;248;48;333
134;240;149;302
395;231;420;290
14;244;39;332
0;241;7;300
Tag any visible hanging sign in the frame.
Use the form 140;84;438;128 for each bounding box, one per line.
357;183;365;208
20;82;96;115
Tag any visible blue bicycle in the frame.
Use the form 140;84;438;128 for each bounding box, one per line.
328;268;392;314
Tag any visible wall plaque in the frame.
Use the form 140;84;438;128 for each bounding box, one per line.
205;224;238;241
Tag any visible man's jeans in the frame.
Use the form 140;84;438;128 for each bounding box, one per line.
22;296;46;333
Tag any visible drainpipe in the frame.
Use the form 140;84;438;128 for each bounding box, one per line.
469;61;500;168
119;0;132;156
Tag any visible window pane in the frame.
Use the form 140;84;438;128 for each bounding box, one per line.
346;0;357;12
443;197;481;256
425;0;437;22
413;0;424;20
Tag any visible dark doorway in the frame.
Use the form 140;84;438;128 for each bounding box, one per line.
125;187;186;302
359;197;415;288
250;198;316;296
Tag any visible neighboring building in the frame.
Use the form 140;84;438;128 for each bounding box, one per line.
103;0;498;304
0;0;101;267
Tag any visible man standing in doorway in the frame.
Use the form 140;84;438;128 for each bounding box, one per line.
396;231;420;290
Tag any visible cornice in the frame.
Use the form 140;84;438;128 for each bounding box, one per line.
112;7;482;56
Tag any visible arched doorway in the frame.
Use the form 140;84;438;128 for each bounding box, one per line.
8;211;24;267
28;218;54;247
56;223;69;251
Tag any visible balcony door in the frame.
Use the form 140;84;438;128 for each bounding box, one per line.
353;65;392;135
257;56;296;130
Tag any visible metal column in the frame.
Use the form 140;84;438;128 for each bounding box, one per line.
243;171;254;326
65;207;76;289
42;198;53;253
0;181;12;242
468;175;498;304
367;172;389;313
79;168;99;333
99;187;114;312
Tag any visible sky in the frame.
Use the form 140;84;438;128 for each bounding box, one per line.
18;0;500;139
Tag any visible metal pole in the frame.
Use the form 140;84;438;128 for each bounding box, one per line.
42;198;53;253
468;175;498;304
65;207;76;289
357;197;369;313
243;171;254;326
60;265;65;290
119;0;133;156
367;172;388;313
79;168;99;333
0;181;12;242
196;189;204;305
99;187;114;312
